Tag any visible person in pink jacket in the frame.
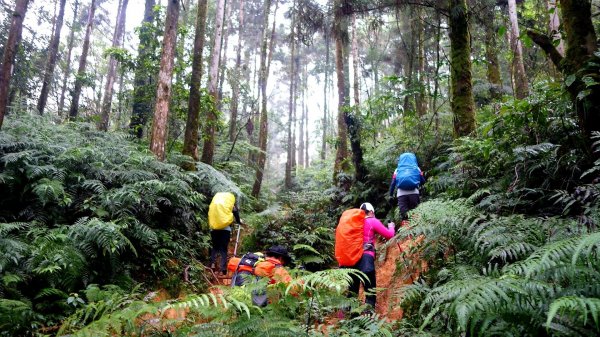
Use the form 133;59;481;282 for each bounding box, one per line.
347;202;395;309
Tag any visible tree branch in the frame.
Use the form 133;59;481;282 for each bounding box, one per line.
527;30;564;72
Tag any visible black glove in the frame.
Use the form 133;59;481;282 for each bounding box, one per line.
387;195;396;206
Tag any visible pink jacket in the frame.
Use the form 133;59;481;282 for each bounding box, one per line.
363;216;395;257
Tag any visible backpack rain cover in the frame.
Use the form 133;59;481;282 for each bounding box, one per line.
395;152;422;190
335;209;366;267
208;192;236;230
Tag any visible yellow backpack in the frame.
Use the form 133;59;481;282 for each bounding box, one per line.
208;192;236;230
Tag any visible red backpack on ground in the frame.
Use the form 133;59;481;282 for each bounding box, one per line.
334;209;366;267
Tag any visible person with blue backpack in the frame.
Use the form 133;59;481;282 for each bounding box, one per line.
389;152;425;225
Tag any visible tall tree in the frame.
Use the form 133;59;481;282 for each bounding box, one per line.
449;0;476;137
228;0;245;142
251;0;272;197
351;13;359;107
528;0;599;141
507;0;528;99
200;0;226;165
130;0;157;138
334;0;367;183
0;0;30;129
332;0;350;180
482;2;502;91
149;0;180;160
37;0;67;115
546;0;563;56
182;0;208;165
321;19;331;161
68;0;97;120
57;0;79;117
98;0;129;131
285;12;297;189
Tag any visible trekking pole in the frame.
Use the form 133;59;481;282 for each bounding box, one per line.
233;223;242;257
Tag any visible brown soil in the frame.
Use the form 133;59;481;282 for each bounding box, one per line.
375;234;427;321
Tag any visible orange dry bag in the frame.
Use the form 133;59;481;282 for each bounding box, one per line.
334;209;366;267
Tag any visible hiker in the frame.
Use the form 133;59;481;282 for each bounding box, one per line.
229;245;292;306
348;203;395;309
389;152;425;225
208;192;242;276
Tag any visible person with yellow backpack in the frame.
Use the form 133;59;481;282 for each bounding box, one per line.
208;192;242;276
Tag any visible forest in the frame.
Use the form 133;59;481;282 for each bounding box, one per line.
1;0;600;336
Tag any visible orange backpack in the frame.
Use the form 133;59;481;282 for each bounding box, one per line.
334;209;366;267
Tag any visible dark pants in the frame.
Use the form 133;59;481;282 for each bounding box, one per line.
210;230;231;272
398;194;420;221
347;254;377;307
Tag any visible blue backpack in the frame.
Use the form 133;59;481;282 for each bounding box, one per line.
395;153;422;190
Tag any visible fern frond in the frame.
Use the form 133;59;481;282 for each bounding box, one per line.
547;296;600;331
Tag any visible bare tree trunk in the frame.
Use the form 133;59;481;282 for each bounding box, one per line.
218;0;232;111
149;0;180;160
251;0;272;197
415;6;427;116
449;0;476;137
130;0;156;138
58;0;79;117
99;0;129;131
321;23;330;160
298;53;305;169
507;0;528;99
68;0;97;120
333;0;350;181
547;0;564;56
37;0;66;115
304;62;309;167
0;0;29;129
351;13;359;107
285;10;297;189
181;0;208;167
229;0;245;142
483;3;502;93
200;0;226;166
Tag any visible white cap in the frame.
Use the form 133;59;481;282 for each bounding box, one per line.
360;202;375;213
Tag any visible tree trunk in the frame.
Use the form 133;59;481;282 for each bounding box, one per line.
298;54;305;169
547;0;564;56
37;0;66;115
351;13;359;107
333;0;350;181
130;0;157;139
217;0;232;111
529;0;598;141
0;0;30;129
57;0;79;117
483;3;502;94
449;0;476;137
285;10;296;189
182;0;208;166
415;6;427;116
200;0;226;166
149;0;180;160
99;0;129;131
507;0;528;99
304;62;309;167
251;0;272;197
228;0;245;142
68;0;97;120
321;24;330;160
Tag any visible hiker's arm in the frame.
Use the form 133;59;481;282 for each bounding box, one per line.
388;172;397;197
419;169;426;184
372;218;395;239
232;205;241;224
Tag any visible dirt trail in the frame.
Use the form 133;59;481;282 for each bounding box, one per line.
374;235;427;320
